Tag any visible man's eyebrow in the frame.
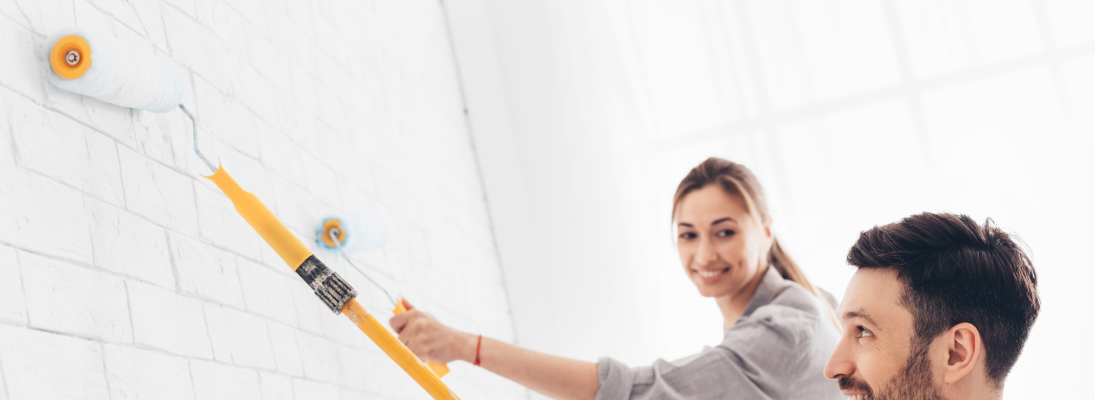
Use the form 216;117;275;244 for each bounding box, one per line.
844;308;880;329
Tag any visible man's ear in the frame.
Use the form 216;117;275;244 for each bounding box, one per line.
941;322;983;384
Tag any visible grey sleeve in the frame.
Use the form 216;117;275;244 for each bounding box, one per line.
595;350;770;400
594;306;817;400
596;357;636;400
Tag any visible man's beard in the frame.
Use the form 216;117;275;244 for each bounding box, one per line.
839;342;945;400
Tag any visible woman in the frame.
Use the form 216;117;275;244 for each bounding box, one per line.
390;158;843;399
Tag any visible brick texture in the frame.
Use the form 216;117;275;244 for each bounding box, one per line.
0;0;523;399
0;244;26;325
19;251;132;343
102;344;195;400
0;326;109;400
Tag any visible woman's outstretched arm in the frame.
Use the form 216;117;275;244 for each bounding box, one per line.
389;301;599;400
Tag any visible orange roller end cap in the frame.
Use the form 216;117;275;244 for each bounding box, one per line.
321;218;347;248
50;35;92;80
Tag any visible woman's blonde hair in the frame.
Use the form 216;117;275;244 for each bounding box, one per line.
672;157;840;329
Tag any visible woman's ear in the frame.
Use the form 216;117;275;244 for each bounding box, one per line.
760;220;775;260
941;322;983;384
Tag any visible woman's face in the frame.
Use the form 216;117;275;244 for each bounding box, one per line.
675;184;772;298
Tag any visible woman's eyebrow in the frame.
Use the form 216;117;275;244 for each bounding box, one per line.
711;217;736;225
677;222;694;228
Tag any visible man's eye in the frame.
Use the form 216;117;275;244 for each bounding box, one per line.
716;230;735;237
857;327;873;339
679;232;696;239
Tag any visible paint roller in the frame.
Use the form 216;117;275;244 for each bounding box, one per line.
315;214;451;377
45;31;459;400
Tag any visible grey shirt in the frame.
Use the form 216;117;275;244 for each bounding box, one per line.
595;268;843;400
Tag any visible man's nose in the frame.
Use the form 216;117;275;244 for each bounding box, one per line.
823;338;855;380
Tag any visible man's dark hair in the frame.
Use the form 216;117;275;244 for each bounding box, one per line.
847;212;1040;387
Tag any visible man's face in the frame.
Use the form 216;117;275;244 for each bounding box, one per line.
825;268;944;400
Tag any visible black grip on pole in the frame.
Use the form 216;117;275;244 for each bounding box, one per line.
295;255;358;313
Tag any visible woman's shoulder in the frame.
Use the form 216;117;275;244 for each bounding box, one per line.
724;275;838;348
767;279;835;320
753;271;832;321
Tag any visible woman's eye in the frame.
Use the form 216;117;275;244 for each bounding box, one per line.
856;327;873;339
716;230;735;237
679;232;696;239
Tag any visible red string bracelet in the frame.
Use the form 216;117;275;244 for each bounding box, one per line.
473;334;483;367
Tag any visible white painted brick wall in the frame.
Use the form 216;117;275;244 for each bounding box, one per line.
10;96;125;207
19;251;132;343
0;168;92;263
127;280;214;358
0;245;26;325
0;326;109;399
237;256;299;326
102;344;195;400
260;371;295;400
266;321;305;377
190;359;261;400
118;147;201;236
0;0;524;398
293;378;341;400
205;303;277;369
86;198;175;289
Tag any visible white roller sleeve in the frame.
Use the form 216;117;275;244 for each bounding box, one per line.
45;31;185;113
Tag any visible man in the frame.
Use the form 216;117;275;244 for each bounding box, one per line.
825;213;1040;400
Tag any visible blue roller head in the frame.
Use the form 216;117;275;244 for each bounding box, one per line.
315;213;389;252
356;213;390;251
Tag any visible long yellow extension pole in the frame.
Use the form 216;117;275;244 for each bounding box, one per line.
344;299;459;399
205;166;459;400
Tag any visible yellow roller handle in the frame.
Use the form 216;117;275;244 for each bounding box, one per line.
205;166;313;270
394;299;451;378
205;166;459;400
344;299;460;400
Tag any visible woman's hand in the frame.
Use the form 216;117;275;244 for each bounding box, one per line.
390;301;598;400
389;300;477;364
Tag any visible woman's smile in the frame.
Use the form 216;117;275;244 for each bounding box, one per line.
693;267;731;283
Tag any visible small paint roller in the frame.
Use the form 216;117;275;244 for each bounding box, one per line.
316;214;451;377
45;31;459;400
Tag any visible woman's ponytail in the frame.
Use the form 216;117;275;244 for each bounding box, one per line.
768;239;840;329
